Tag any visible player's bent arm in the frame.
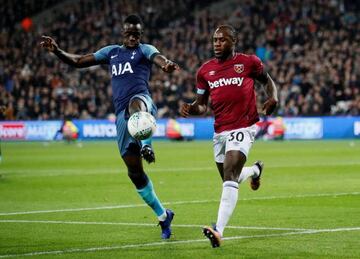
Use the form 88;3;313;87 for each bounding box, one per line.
263;73;278;102
53;50;101;68
152;54;180;73
256;72;279;115
189;93;208;115
152;54;167;67
255;72;278;101
180;93;208;117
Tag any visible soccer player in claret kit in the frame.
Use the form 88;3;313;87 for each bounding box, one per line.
41;14;179;239
180;25;278;247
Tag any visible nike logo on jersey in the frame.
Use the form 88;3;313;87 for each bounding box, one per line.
111;62;134;76
208;77;244;89
111;55;118;59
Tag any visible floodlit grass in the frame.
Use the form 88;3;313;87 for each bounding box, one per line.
0;140;359;258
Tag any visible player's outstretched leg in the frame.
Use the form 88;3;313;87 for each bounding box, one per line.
203;224;222;248
137;180;175;239
159;209;175;239
124;156;174;239
250;160;264;190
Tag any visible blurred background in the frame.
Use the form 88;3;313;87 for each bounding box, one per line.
0;0;359;141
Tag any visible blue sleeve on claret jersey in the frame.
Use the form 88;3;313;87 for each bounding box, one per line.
197;89;206;95
140;44;160;60
93;45;120;62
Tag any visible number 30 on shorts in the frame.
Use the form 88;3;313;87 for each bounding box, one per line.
228;131;244;142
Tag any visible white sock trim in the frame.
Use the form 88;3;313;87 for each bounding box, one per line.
238;167;254;183
253;164;260;177
223;180;239;189
158;211;167;221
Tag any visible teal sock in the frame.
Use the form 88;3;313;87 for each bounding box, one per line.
141;137;152;148
137;179;165;217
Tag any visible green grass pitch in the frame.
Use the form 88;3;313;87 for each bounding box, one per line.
0;140;359;258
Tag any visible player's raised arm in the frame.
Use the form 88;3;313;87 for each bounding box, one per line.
152;54;180;73
40;35;101;68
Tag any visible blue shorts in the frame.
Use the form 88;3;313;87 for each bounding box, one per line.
116;94;157;157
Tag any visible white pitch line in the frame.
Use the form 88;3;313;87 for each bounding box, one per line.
2;160;360;177
0;220;313;231
222;227;360;241
0;200;214;216
0;227;359;258
239;191;360;201
0;192;358;216
0;167;214;178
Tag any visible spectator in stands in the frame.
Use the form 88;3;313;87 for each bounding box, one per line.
0;0;359;119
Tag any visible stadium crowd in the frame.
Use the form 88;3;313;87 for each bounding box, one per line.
0;0;359;121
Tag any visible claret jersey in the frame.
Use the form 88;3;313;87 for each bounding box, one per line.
94;44;159;115
196;53;264;133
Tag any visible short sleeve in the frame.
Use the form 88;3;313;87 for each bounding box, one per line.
140;44;160;60
250;54;264;77
93;45;119;62
196;68;208;95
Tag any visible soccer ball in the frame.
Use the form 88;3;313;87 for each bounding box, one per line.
127;111;157;140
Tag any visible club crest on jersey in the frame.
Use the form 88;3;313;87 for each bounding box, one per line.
209;71;216;76
234;64;244;74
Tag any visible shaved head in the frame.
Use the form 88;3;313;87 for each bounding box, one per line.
215;25;237;41
213;25;237;60
122;14;143;48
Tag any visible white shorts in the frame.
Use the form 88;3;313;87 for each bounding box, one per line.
213;124;258;163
